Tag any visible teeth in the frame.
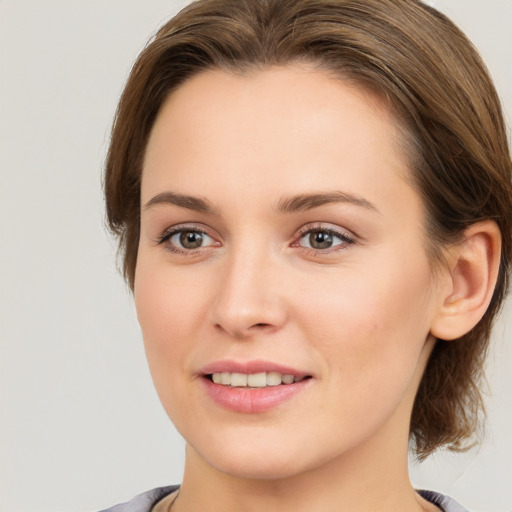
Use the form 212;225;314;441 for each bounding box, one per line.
210;371;305;388
230;372;248;387
247;372;267;387
266;372;281;386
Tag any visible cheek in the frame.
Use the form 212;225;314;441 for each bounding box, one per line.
135;253;207;337
134;259;208;428
298;252;435;391
134;258;202;381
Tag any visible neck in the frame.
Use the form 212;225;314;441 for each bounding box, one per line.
174;426;427;512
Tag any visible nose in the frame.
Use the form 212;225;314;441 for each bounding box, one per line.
209;246;288;339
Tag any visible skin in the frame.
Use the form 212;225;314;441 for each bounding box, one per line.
135;65;453;512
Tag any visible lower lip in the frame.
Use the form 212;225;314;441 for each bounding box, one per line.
201;377;311;413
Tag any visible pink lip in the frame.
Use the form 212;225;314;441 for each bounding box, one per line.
199;359;312;414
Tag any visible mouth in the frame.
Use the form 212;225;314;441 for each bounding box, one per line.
199;362;313;412
206;371;311;388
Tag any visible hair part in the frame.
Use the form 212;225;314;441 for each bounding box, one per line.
104;0;512;459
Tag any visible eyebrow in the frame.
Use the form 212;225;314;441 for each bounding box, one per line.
143;191;219;214
143;189;379;215
277;191;380;214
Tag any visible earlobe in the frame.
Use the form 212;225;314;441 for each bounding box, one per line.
430;221;501;341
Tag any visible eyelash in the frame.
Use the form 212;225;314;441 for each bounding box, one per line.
293;224;355;255
156;223;356;256
157;224;218;255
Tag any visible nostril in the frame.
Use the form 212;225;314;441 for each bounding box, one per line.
248;322;275;333
213;319;278;339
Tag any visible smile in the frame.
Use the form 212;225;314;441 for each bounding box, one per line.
201;364;313;413
209;371;308;388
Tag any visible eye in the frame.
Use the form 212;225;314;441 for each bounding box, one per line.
159;227;219;252
303;230;336;250
171;230;209;249
295;227;354;252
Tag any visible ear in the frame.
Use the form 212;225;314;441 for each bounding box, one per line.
430;220;502;341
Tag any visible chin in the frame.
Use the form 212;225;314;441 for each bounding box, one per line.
186;429;337;482
204;450;309;481
182;428;304;479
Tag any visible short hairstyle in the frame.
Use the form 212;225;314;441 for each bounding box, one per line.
104;0;512;459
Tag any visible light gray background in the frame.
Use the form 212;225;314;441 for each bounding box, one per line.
0;1;510;511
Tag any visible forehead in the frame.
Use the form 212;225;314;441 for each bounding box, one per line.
145;65;398;163
141;65;418;217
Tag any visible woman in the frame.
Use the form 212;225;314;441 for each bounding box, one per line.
101;0;512;510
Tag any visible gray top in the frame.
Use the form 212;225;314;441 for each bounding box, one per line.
98;485;179;512
98;486;469;511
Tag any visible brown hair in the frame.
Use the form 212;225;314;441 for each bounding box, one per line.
104;0;512;459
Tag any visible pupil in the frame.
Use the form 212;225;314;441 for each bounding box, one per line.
310;231;332;249
180;231;203;249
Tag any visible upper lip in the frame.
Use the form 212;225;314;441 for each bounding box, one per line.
199;359;311;377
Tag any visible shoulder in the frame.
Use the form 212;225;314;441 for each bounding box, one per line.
418;490;471;512
98;485;179;512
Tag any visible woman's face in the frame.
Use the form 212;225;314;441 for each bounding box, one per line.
135;65;445;479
